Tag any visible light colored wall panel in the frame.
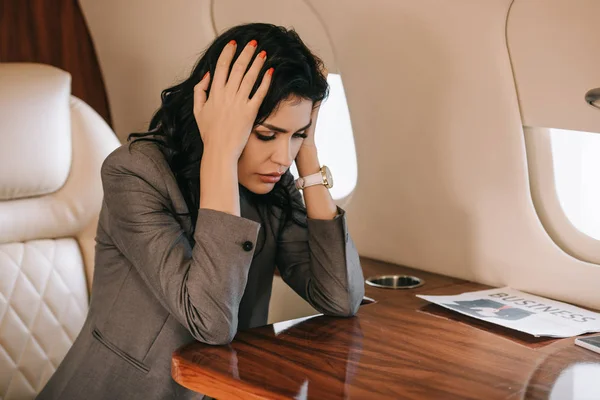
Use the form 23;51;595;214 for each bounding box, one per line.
79;0;215;142
81;0;600;311
308;0;600;309
507;0;600;134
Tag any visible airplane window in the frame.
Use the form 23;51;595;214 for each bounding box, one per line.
290;73;358;201
550;127;600;240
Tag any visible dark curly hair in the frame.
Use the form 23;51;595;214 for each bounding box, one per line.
128;23;329;237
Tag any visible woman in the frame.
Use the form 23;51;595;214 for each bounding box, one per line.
37;23;365;400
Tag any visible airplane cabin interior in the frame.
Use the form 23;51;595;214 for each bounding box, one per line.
1;0;600;399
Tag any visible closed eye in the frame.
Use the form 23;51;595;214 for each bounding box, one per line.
255;132;276;141
255;131;307;141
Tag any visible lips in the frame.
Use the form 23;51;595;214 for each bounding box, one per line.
258;174;281;183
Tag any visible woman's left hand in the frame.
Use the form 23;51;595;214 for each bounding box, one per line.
298;101;321;153
295;100;322;177
298;66;327;154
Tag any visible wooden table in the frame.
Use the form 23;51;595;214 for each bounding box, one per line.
172;257;600;399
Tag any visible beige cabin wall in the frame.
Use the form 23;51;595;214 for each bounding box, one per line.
79;0;600;312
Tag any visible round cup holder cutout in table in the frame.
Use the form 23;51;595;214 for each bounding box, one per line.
365;275;424;289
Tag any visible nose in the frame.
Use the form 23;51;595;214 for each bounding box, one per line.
271;138;294;169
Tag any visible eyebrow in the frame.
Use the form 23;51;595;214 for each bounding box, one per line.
258;121;312;134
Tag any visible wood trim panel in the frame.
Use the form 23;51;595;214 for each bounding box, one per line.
0;0;112;126
173;257;600;399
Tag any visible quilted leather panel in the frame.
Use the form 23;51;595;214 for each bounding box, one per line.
0;239;88;400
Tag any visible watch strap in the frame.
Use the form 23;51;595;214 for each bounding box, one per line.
295;169;324;190
303;171;324;187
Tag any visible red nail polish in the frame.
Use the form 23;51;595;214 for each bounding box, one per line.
249;40;258;47
258;50;266;59
267;67;274;76
229;40;236;46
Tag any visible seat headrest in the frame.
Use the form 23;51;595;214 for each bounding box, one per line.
0;63;72;200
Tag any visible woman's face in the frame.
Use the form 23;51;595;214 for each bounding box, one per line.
238;96;313;194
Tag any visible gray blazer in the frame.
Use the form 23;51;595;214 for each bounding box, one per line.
36;140;365;400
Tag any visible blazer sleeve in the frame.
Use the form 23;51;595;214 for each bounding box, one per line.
100;146;261;345
275;184;365;317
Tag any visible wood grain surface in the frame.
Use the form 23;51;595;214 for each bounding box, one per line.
173;257;600;399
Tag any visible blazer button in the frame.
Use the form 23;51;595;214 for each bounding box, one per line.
242;241;254;252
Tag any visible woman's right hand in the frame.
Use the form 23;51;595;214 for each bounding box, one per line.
193;39;273;161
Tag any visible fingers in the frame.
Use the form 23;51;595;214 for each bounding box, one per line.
212;40;237;89
207;39;272;111
238;49;268;98
226;40;258;94
312;100;322;116
249;68;274;110
193;71;211;113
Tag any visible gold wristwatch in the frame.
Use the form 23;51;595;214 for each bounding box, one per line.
295;165;334;190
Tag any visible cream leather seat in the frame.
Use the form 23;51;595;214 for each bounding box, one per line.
0;63;120;399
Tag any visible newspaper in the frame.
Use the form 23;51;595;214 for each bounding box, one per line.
417;287;600;338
